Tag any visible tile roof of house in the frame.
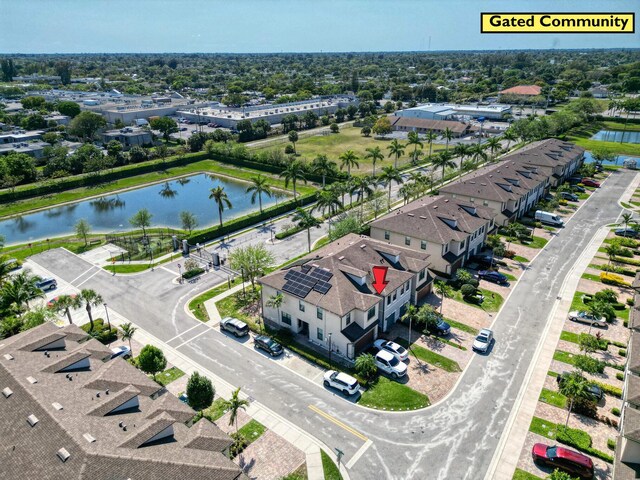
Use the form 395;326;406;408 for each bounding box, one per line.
0;323;245;480
259;234;431;317
501;138;585;170
499;85;542;96
439;158;551;204
390;116;469;133
627;375;640;407
630;332;640;376
184;418;234;452
371;195;495;245
623;406;640;443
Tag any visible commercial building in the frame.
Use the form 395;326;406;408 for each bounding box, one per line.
389;116;471;137
396;103;511;121
0;322;245;480
44;114;71;126
0;140;50;158
370;196;495;275
614;275;640;479
102;127;154;148
177;96;357;129
0;129;44;144
259;234;432;361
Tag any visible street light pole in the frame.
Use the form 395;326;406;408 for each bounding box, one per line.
177;263;182;283
103;303;112;331
328;333;332;365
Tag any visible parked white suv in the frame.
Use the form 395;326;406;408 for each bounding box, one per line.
374;339;409;362
323;370;360;396
375;350;407;379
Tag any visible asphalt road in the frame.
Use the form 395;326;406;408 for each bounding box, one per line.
29;168;635;480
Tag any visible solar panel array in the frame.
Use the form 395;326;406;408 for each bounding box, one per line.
282;267;333;298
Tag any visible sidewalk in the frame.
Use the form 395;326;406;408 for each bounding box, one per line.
105;301;346;480
486;225;612;480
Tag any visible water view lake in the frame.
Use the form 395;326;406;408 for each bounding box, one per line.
583;151;639;166
0;173;289;245
591;130;640;144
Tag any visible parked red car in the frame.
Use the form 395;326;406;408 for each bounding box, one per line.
532;443;594;479
581;178;600;188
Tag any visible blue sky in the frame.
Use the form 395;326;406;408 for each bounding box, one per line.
1;0;638;53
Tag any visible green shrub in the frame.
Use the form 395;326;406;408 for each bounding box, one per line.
617;248;634;258
620;349;627;357
612;340;628;348
612;256;640;267
628;298;636;306
81;318;117;344
460;283;477;298
608;438;616;451
594;381;623;398
612;302;626;310
612;407;621;417
182;267;205;279
617;372;625;381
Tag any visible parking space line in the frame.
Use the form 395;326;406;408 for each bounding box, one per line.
166;323;206;343
68;266;98;285
173;329;211;349
346;438;373;469
307;404;368;442
75;268;103;288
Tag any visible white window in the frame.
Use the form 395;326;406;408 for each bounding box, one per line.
405;236;411;246
345;312;351;325
419;269;426;281
386;295;391;305
420;240;427;250
281;312;292;325
317;327;324;341
299;300;305;312
368;306;376;320
317;307;323;320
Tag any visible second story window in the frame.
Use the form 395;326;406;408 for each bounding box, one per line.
419;269;426;281
299;300;305;312
405;236;411;246
317;307;323;320
368;306;376;320
421;240;427;250
345;312;351;325
384;231;390;240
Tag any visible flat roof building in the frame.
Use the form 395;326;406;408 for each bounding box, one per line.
103;127;153;148
396;103;511;121
390;116;471;137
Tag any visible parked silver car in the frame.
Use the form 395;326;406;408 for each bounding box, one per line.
568;311;607;328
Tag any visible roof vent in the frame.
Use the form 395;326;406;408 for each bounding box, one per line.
407;213;414;217
83;433;96;443
27;414;39;427
3;354;14;361
419;216;427;219
2;387;13;398
26;376;37;384
338;256;345;261
57;448;70;463
52;402;63;411
360;244;366;249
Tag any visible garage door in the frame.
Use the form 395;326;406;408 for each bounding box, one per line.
354;327;377;356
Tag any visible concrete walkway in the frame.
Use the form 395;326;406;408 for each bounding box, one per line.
487;225;613;479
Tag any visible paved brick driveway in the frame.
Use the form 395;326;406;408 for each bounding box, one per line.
234;430;305;480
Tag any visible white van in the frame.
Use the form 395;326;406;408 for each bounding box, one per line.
535;210;564;227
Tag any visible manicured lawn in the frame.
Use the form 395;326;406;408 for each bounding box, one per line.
358;376;430;410
539;388;567;409
570;291;589;311
154;367;185;387
513;255;530;263
502;272;518;282
512;468;542;480
581;273;601;282
260;125;444;174
321;450;343;480
395;337;461;372
529;416;558;440
560;330;581;344
3;236;106;261
450;288;504;313
203;398;230;422
505;236;548;249
237;419;266;445
553;350;577;366
189;278;241;322
445;318;479;335
215;290;263;332
104;263;156;274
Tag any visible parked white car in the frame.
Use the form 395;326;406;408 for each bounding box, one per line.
568;311;607;328
375;350;408;379
472;328;493;353
323;370;360;396
110;345;131;359
374;339;409;362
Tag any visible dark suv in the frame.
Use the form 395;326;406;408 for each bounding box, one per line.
556;372;603;402
426;318;451;336
254;335;284;356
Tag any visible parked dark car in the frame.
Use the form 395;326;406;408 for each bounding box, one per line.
581;178;600;188
469;254;493;268
556;372;603;402
478;270;508;285
532;443;594;479
615;227;639;238
560;192;579;202
567;176;583;185
425;318;451;336
254;335;284;356
570;185;586;193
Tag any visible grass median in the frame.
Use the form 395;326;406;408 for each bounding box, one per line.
358;376;429;410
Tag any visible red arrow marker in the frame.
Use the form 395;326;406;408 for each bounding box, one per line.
372;265;389;294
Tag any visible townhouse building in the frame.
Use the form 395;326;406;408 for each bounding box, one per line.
439;160;552;226
503;138;585;187
259;234;432;362
370;196;496;276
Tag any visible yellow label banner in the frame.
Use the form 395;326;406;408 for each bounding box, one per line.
481;13;635;33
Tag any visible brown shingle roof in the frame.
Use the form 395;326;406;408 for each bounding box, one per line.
627;375;640;407
260;234;431;317
500;85;542;96
624;407;640;442
371;195;495;245
630;332;640;376
146;390;195;424
87;385;141;417
501;138;584;170
185;418;233;452
82;356;161;397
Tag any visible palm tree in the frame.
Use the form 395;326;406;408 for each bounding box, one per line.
311;154;336;187
339;150;359;180
441;128;454;151
379;166;403;210
453;143;470;172
52;294;81;324
313;189;342;232
401;304;420;343
246;175;272;214
399;184;413;205
386;139;405;168
1;271;44;314
279;160;307;202
431;151;456;182
558;371;592;427
79;289;103;332
620;213;636;237
485;137;502;161
407;131;423;160
434;280;453;314
503;129;517;150
120;322;138;356
209;186;233;229
425;130;437;156
331;181;350;210
605;241;622;265
292;207;319;252
266;293;284;323
350;176;374;221
470;143;488;165
226;387;250;433
364;146;384;177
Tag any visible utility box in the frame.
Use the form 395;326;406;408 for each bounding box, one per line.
182;239;189;255
212;252;220;266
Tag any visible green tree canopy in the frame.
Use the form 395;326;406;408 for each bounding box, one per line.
186;372;215;412
137;344;167;379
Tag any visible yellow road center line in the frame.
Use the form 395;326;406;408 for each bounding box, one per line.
308;404;368;442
